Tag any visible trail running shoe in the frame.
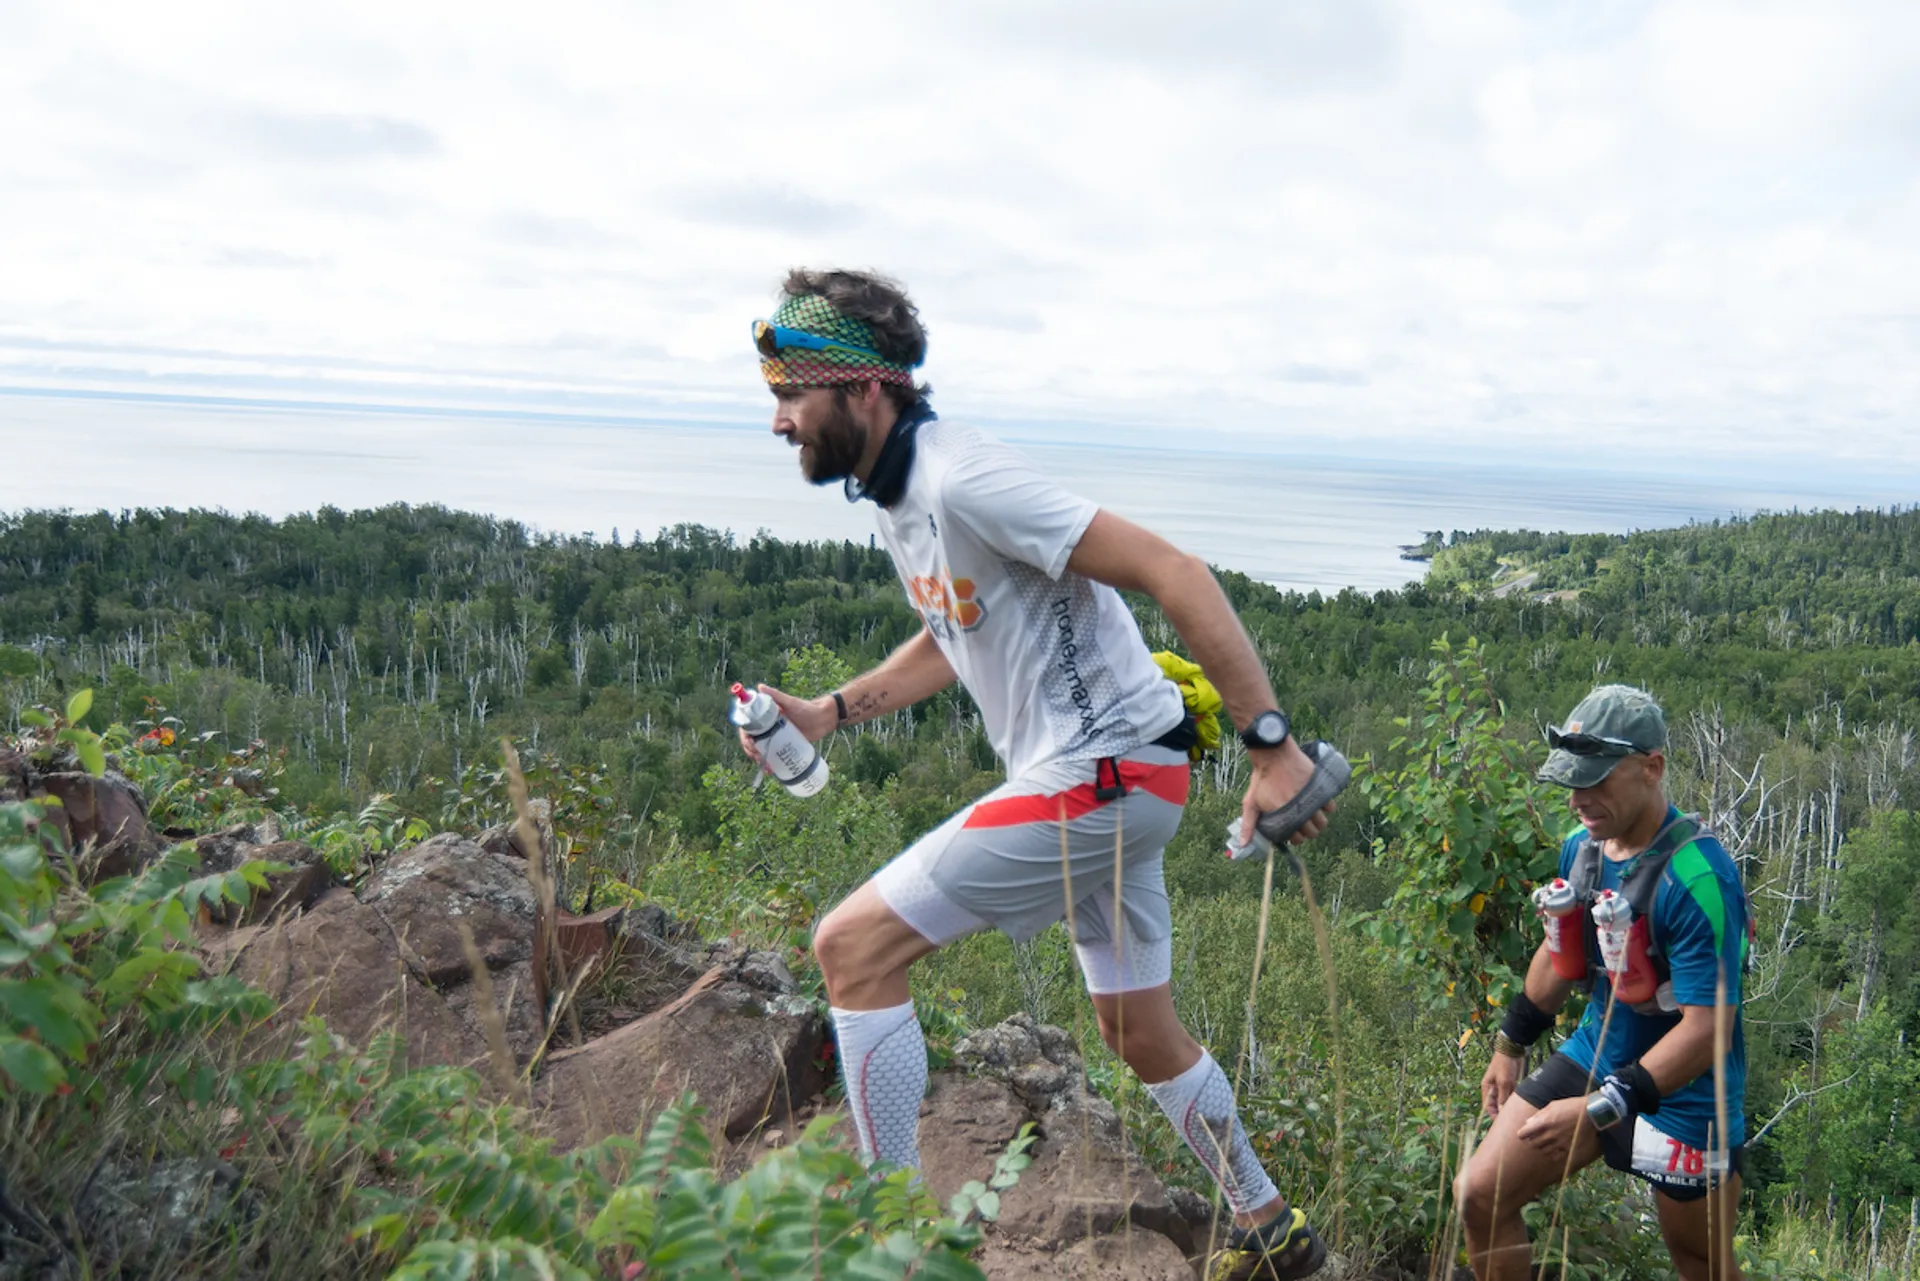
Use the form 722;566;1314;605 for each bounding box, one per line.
1204;1205;1328;1281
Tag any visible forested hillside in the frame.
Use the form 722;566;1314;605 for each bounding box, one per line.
2;504;1918;1278
1428;507;1920;649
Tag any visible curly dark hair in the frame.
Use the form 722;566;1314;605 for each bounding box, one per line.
781;267;932;411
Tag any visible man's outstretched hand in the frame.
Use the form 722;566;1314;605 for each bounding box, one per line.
1236;739;1335;853
735;683;837;768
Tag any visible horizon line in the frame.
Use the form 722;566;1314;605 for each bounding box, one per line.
7;382;1920;483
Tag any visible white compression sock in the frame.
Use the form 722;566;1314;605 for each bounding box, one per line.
830;1002;927;1170
1145;1051;1282;1215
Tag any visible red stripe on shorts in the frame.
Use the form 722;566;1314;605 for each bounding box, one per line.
962;761;1190;830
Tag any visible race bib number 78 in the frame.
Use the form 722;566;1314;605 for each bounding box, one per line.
1629;1117;1730;1188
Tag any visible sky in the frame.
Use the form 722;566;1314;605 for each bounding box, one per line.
2;1;1918;467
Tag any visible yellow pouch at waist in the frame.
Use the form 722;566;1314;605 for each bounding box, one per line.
1150;650;1223;761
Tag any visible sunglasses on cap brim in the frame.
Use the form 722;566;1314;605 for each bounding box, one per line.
752;319;886;362
1545;727;1646;757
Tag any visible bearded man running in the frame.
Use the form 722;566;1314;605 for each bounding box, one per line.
738;268;1348;1279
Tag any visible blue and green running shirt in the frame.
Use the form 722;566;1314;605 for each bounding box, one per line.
1556;806;1750;1150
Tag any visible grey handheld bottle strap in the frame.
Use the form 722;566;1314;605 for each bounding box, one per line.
1252;741;1353;845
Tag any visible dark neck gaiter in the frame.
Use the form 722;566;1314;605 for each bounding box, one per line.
845;398;936;509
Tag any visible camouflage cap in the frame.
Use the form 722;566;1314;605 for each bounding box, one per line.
1537;684;1668;789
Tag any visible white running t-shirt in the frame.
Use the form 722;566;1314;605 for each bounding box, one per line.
872;419;1185;780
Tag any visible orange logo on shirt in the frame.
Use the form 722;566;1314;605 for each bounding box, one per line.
953;578;985;629
909;570;986;632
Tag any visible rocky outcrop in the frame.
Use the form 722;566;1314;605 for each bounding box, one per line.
213;887;480;1067
0;1152;263;1280
948;1013;1192;1256
360;832;540;982
537;952;826;1149
193;821;330;925
197;825;724;1081
974;1230;1196;1280
0;747;168;880
780;1012;1205;1277
180;813;1364;1278
209;835;548;1069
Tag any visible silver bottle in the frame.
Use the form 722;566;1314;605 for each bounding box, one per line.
728;682;829;797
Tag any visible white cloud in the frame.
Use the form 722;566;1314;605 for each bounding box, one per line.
0;0;1915;463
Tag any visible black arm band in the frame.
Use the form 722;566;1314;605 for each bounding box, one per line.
1499;991;1555;1048
832;691;849;723
1609;1063;1661;1116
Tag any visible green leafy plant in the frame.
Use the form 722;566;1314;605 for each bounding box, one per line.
947;1122;1036;1223
642;763;904;945
438;750;640;909
111;698;288;832
293;793;433;882
1359;635;1559;1021
17;689;107;775
267;1020;995;1279
780;643;856;700
0;699;277;1094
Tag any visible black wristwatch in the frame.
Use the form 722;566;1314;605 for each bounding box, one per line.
1238;709;1291;752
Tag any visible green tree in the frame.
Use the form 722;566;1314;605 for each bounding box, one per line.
1830;808;1920;1026
780;643;856;699
1774;1003;1920;1208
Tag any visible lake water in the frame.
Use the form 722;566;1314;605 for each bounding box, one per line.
4;390;1915;594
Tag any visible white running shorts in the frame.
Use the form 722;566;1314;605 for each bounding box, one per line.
872;743;1189;992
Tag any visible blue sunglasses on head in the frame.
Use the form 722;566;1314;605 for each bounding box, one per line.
752;319;887;362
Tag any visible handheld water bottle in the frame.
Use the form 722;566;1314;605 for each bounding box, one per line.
728;683;829;798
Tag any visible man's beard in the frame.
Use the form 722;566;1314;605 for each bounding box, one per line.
801;390;867;485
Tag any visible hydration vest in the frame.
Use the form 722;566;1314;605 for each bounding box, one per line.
1564;812;1739;1017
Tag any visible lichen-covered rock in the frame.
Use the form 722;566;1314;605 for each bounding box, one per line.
191;819;282;871
360;833;537;982
0;747;28;804
727;948;798;995
952;1011;1046;1074
475;804;556;869
1167;1184;1222;1235
1010;1058;1073;1102
212;828;556;1070
72;1157;257;1273
628;902;677;941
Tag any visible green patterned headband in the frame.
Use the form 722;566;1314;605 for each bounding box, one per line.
754;294;918;389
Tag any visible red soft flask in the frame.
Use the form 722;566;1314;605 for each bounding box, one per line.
1616;915;1660;1005
1533;878;1587;982
1590;890;1660;1005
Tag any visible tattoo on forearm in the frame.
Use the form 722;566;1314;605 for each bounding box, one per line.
847;689;889;721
